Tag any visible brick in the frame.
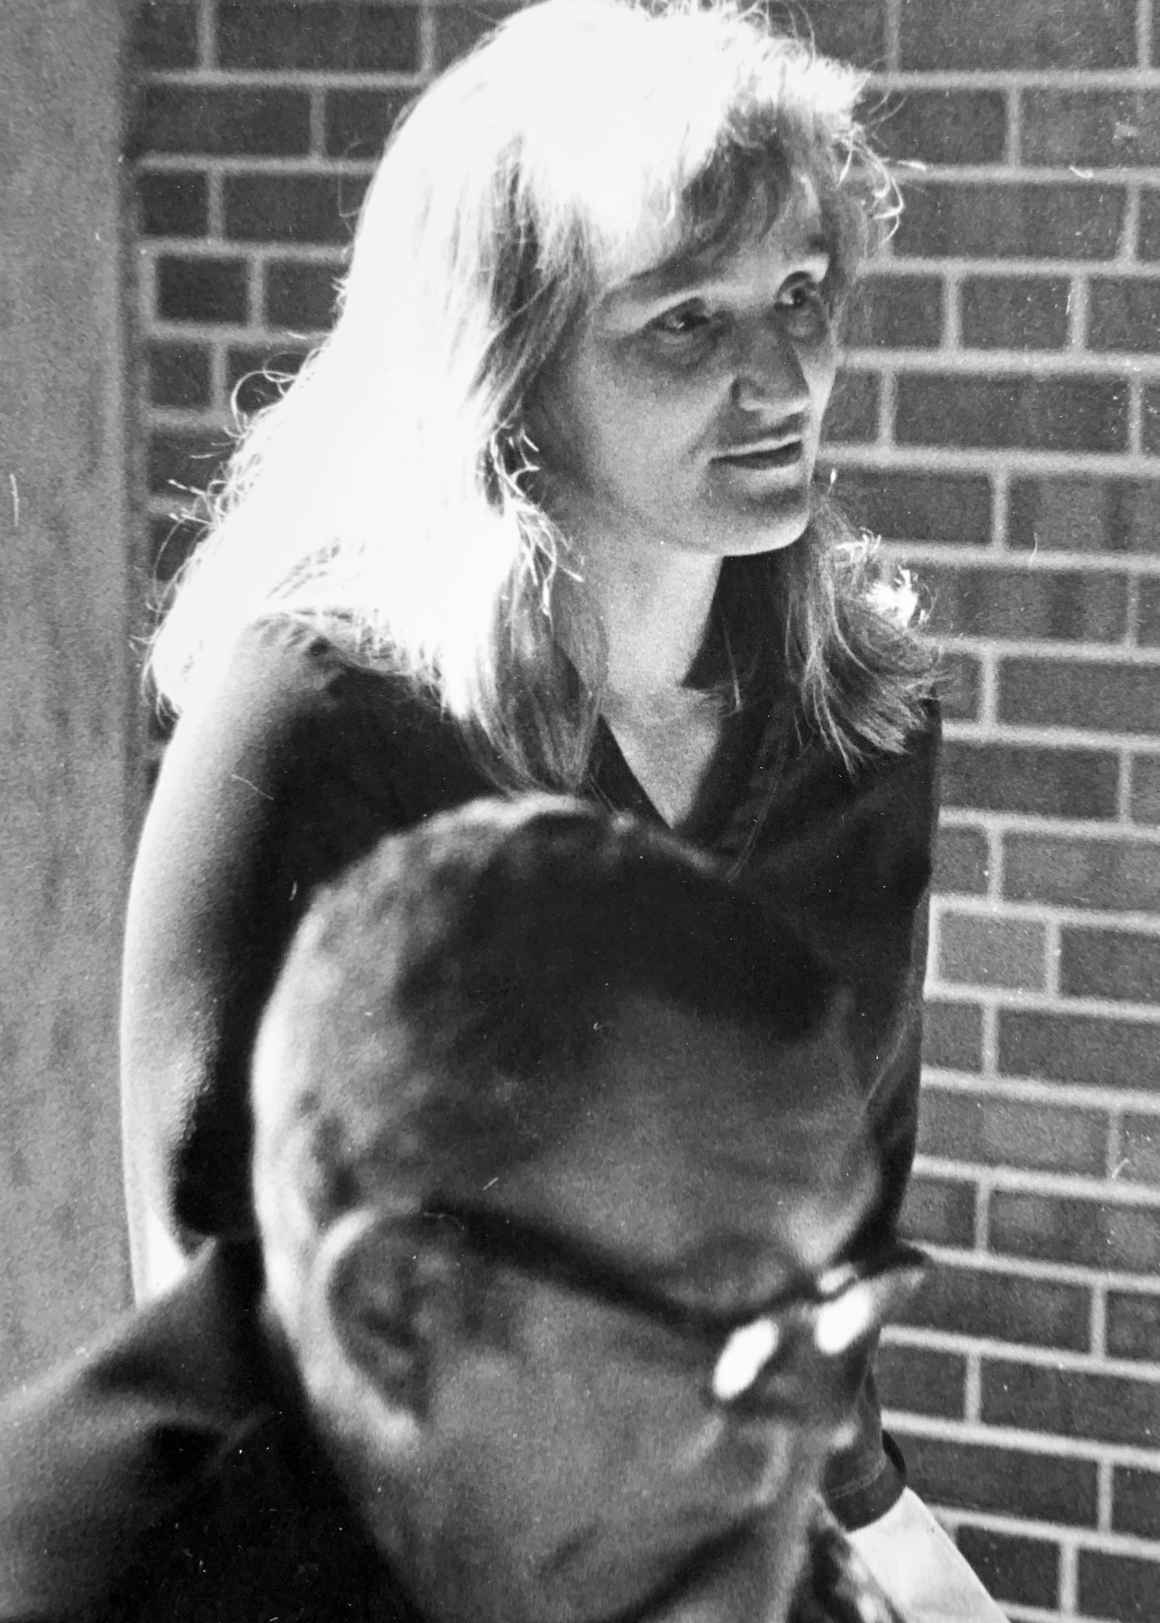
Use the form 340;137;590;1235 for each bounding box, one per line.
938;650;982;723
1148;12;1160;75
1090;278;1160;353
999;656;1160;736
899;1261;1090;1351
877;90;1007;167
876;1341;966;1419
802;2;887;65
138;171;208;239
1107;1290;1160;1360
924;1000;983;1072
223;173;366;246
899;0;1134;70
1061;928;1160;1005
325;88;415;160
1023;89;1160;168
1112;1466;1160;1537
433;2;522;69
900;1173;977;1248
147;341;212;411
217;2;420;73
896;375;1129;454
983;1357;1160;1446
830;467;992;547
225;346;309;417
893;1430;1098;1523
919;1086;1108;1177
960;275;1070;351
1140;579;1160;647
1131;757;1160;824
932;825;990;895
1004;833;1160;914
138;86;311;160
955;1525;1061;1611
941;741;1119;821
1138;190;1160;261
923;564;1127;643
990;1186;1160;1270
1120;1113;1160;1182
823;370;878;444
894;181;1125;262
937;912;1047;991
263;259;342;333
149;514;205;586
1080;1549;1160;1622
156;256;249;325
1008;476;1160;555
133;1;199;70
848;274;942;350
147;429;231;500
999;1008;1160;1093
1143;385;1160;454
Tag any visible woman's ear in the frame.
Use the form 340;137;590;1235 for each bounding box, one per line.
319;1212;437;1422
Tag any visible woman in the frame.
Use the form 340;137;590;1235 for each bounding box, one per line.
122;3;1002;1615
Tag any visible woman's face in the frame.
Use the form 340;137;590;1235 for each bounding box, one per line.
532;188;840;568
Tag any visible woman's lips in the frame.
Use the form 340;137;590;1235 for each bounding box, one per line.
714;441;803;470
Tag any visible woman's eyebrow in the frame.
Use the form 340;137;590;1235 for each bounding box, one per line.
605;234;833;311
595;260;712;323
613;254;718;303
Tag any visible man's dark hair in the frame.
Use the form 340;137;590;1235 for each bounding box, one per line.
256;796;834;1225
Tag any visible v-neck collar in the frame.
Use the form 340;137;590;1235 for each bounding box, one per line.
589;681;795;876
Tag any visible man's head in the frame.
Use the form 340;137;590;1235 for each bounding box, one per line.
252;798;919;1623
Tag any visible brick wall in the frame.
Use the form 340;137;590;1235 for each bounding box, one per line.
131;2;1160;1617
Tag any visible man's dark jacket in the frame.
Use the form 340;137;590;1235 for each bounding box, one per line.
0;1244;414;1621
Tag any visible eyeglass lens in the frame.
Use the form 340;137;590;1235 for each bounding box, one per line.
710;1251;928;1411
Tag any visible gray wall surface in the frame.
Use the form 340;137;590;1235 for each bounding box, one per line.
0;3;135;1389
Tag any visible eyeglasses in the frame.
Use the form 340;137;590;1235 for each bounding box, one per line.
420;1199;928;1418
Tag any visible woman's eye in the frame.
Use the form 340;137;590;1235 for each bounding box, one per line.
650;303;715;340
776;277;830;339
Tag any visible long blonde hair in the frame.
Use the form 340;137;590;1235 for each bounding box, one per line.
151;0;934;782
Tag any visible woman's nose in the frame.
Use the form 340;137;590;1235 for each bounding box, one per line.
730;321;810;417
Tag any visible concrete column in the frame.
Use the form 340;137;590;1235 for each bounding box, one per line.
0;2;135;1389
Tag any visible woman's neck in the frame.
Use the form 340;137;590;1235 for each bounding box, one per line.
562;545;723;713
553;543;730;826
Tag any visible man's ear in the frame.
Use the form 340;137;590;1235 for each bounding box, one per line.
319;1212;439;1422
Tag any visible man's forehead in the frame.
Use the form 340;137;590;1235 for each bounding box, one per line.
493;993;880;1286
